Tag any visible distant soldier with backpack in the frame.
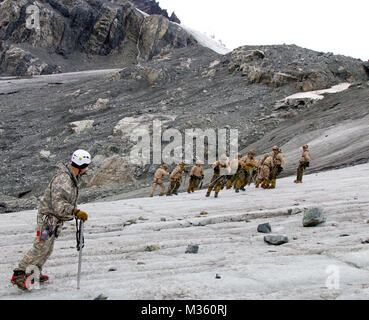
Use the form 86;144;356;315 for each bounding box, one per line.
150;164;169;197
226;154;242;190
206;154;231;198
294;145;311;183
268;146;285;189
234;150;257;192
187;160;204;193
256;153;274;188
166;162;186;196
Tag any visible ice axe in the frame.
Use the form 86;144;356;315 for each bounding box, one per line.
75;218;85;289
199;176;204;189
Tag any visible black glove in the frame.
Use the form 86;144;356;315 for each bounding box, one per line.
277;165;283;174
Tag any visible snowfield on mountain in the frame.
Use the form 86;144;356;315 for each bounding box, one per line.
1;163;369;300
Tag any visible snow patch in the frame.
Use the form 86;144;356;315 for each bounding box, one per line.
285;83;351;101
135;8;150;18
177;24;231;55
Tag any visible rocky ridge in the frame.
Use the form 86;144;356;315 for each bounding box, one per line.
0;0;194;76
0;0;368;212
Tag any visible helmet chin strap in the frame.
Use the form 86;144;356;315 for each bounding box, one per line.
78;169;87;177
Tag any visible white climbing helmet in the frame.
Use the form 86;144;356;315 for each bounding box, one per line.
71;149;91;169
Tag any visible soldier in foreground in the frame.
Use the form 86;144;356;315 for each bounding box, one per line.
187;160;204;193
206;154;231;198
166;162;186;196
11;150;91;291
269;146;285;189
150;164;169;197
295;144;311;183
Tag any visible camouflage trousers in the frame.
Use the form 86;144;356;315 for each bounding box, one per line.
269;166;282;188
234;169;249;190
226;174;236;189
187;176;202;193
17;234;55;273
296;162;308;181
207;175;228;195
167;178;181;195
150;178;165;196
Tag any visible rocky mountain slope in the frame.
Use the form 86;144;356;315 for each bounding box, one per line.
0;0;193;76
0;0;368;213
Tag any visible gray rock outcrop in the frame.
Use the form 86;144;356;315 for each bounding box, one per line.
228;45;367;90
0;0;196;76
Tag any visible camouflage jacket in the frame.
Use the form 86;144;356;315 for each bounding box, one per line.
36;163;79;234
273;152;285;168
170;165;185;181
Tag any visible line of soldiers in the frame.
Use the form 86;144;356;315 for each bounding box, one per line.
149;145;310;198
149;160;204;197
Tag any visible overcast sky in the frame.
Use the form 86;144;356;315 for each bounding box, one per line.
158;0;368;61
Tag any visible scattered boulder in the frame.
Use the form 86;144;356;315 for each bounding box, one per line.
140;66;167;86
39;150;51;160
145;245;159;252
288;208;303;215
264;235;289;245
303;207;326;227
257;223;272;233
85;98;109;111
185;245;199;254
87;156;133;187
70;120;94;134
104;71;121;81
94;294;108;300
113;117;143;136
0;44;61;76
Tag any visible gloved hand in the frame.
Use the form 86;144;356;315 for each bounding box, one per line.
201;175;204;179
242;164;249;170
73;208;88;221
277;165;283;174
